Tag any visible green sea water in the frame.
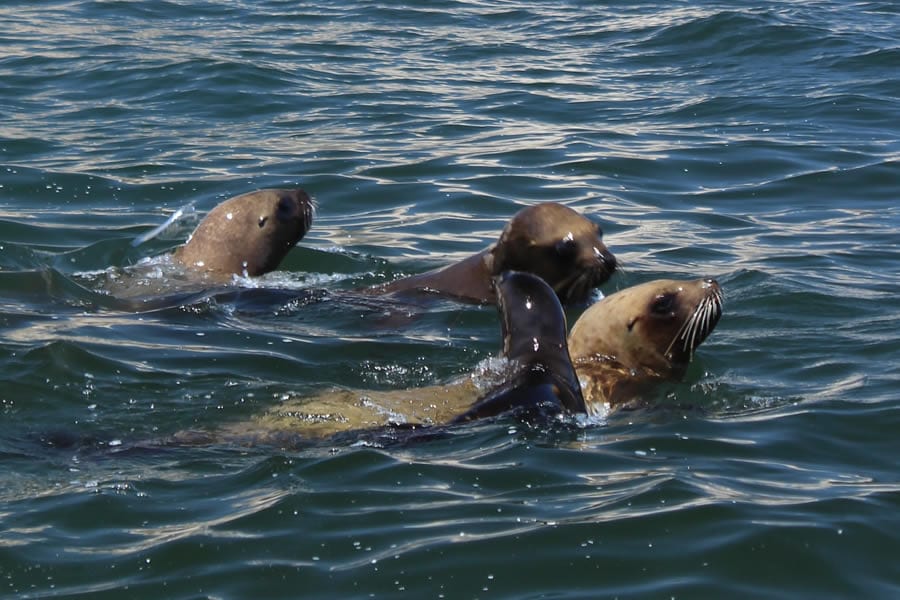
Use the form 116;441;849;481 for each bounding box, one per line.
1;1;898;598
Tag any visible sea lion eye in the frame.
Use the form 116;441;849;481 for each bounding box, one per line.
258;216;268;228
554;237;578;259
651;294;675;316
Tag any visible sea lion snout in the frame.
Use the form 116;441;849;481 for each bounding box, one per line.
577;231;617;290
589;236;617;274
554;225;617;271
274;189;314;230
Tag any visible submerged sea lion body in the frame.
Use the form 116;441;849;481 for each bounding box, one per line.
173;188;314;278
373;203;617;305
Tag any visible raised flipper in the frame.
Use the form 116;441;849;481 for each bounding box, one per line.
450;270;586;423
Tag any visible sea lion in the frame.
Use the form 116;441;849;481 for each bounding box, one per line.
568;277;723;413
372;202;617;305
172;188;314;278
72;188;314;309
177;273;720;447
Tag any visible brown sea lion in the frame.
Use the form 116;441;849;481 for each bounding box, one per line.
75;188;314;308
172;188;314;278
568;277;723;414
184;273;720;446
372;202;617;305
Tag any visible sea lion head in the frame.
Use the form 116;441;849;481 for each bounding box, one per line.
489;203;617;305
568;278;723;380
173;188;314;277
451;270;586;423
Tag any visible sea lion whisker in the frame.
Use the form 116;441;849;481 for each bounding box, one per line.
683;305;704;354
685;311;703;352
691;295;722;352
559;270;597;305
561;282;578;305
553;270;582;296
665;310;695;358
671;295;716;357
569;272;595;304
695;298;717;346
698;298;715;344
699;304;712;345
302;201;316;229
706;290;723;330
707;296;718;329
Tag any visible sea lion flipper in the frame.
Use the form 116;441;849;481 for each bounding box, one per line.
449;369;579;423
451;271;586;423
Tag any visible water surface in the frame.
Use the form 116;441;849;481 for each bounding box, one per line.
1;1;899;598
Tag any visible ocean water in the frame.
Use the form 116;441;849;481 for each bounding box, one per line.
1;1;899;598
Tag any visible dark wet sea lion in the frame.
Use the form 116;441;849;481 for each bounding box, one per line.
373;202;617;305
450;270;584;422
567;278;723;413
172;188;314;278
